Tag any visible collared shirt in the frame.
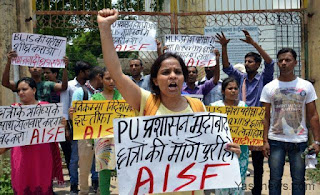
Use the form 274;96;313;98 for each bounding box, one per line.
182;78;216;96
72;84;96;101
197;76;223;105
223;61;275;107
130;74;151;91
60;77;83;119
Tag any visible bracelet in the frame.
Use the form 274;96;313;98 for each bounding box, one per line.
314;141;320;145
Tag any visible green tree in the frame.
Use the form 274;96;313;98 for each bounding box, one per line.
66;30;101;79
35;0;165;79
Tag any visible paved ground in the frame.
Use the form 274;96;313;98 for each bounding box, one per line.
53;157;320;194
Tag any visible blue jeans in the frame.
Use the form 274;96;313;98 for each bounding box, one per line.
91;156;98;181
70;140;98;185
70;140;79;185
268;139;307;195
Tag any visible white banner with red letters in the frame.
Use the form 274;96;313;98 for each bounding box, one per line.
114;112;241;194
11;33;67;68
0;103;65;148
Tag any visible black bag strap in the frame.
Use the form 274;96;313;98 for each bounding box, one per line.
82;86;89;100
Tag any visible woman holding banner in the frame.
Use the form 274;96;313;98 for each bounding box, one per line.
97;9;241;195
0;77;64;195
210;77;249;195
91;69;122;195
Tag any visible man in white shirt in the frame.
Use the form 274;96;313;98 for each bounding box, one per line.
261;48;320;195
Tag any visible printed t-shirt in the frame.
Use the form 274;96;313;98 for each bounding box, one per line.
36;81;55;102
260;77;317;143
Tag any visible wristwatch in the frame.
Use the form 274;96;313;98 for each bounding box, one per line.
314;141;320;145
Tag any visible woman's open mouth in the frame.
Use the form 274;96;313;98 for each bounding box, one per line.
168;82;178;91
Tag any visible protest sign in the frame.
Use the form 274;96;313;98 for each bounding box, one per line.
204;26;259;65
11;33;67;68
111;20;157;51
114;112;241;194
72;100;135;140
0;103;65;148
165;34;216;67
206;106;265;146
95;137;116;172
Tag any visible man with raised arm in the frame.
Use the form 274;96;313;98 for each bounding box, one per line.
2;51;69;103
216;30;275;195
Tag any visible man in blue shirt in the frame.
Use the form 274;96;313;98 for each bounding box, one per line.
216;30;275;195
129;58;151;91
197;65;223;105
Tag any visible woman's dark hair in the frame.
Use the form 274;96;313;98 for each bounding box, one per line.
16;77;37;99
150;52;188;95
221;77;239;99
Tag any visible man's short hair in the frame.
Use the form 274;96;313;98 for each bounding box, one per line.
188;66;198;74
245;52;262;63
43;67;60;78
74;61;92;76
89;66;105;80
130;58;143;67
277;48;297;60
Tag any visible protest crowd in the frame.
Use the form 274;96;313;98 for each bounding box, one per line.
0;7;319;195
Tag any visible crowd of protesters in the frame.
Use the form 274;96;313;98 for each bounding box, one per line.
0;8;319;195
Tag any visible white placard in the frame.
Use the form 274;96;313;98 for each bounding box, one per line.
11;33;67;68
165;34;216;67
114;112;241;194
0;103;65;148
111;20;157;51
205;26;259;65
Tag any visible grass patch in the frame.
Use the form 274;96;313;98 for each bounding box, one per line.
0;157;13;194
306;154;320;183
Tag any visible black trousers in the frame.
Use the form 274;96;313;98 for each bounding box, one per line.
251;151;264;195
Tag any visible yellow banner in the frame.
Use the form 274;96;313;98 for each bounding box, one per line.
72;100;136;140
206;106;265;146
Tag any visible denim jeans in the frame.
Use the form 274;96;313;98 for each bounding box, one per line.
70;140;98;186
268;139;307;195
70;140;79;185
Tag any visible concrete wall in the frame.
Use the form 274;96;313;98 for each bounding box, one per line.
0;0;33;174
0;0;18;107
0;0;32;107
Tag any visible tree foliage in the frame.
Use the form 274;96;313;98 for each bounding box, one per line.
35;0;164;79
